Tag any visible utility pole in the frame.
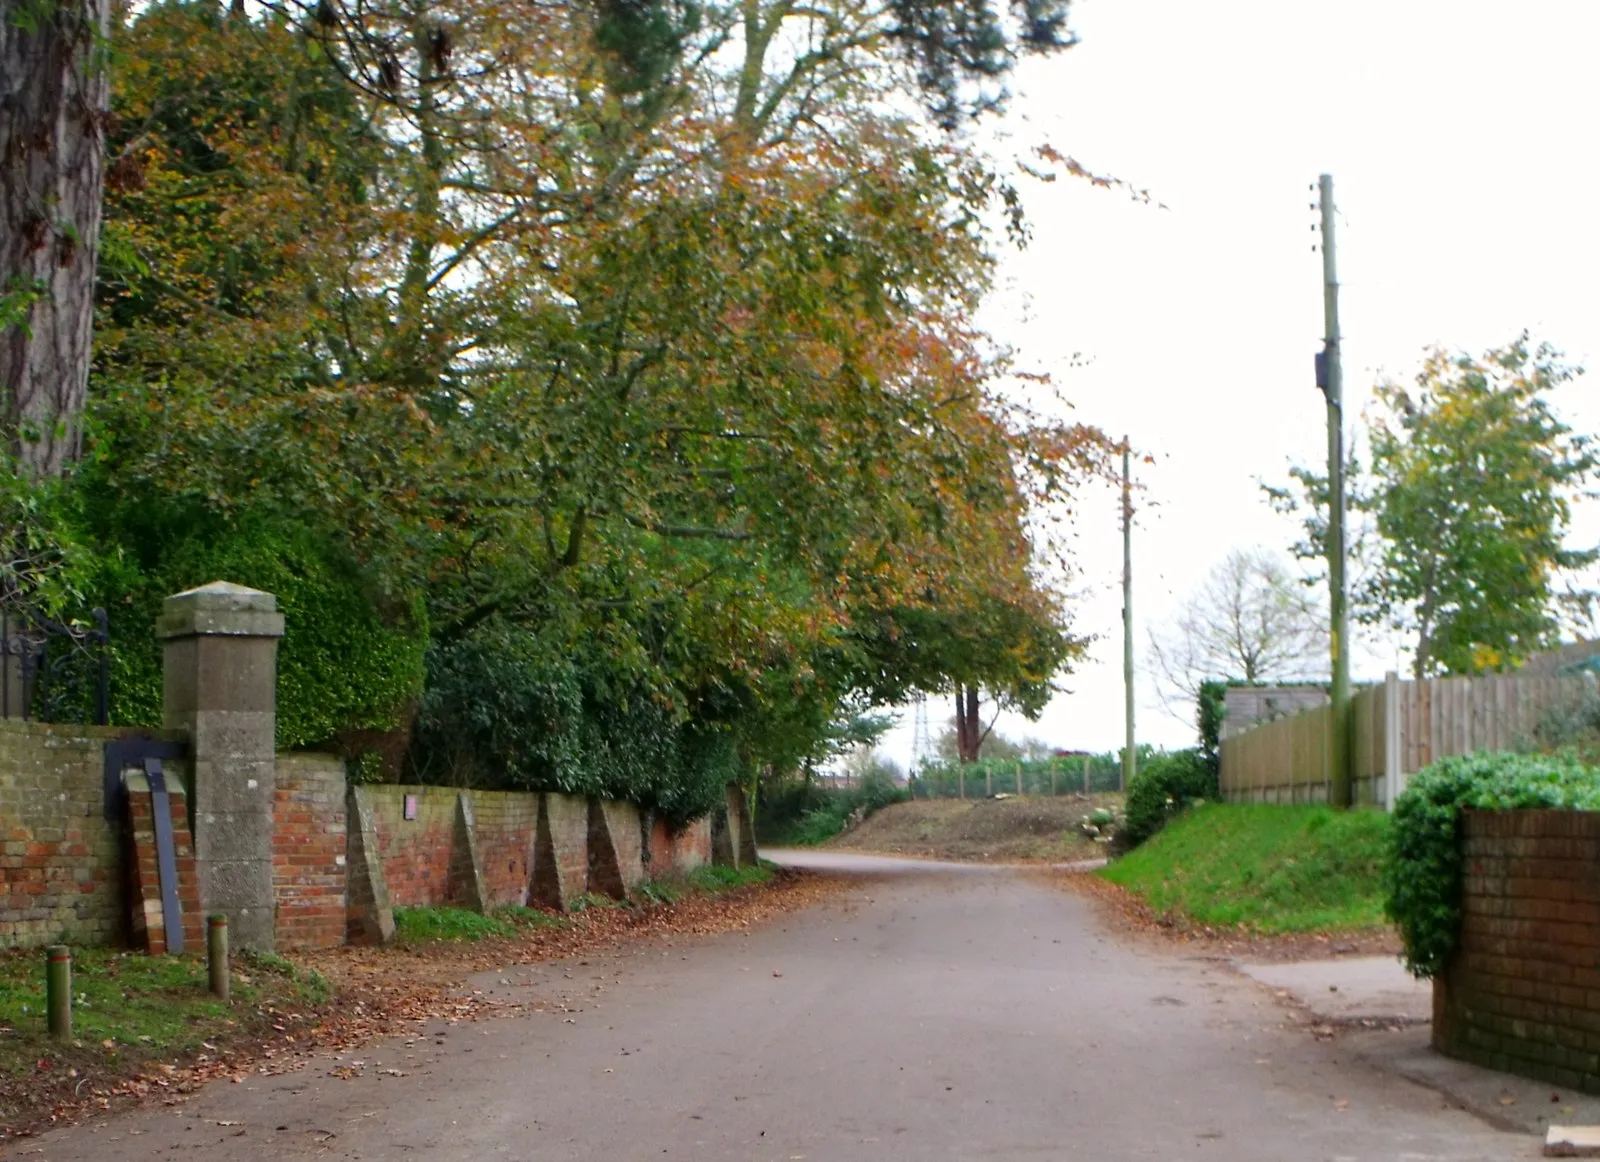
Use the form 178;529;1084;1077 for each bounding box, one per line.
1316;174;1352;808
1122;441;1136;793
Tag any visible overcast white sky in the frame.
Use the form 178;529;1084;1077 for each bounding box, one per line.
876;0;1600;768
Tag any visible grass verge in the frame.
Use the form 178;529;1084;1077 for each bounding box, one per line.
1098;803;1391;933
0;949;328;1079
393;863;775;944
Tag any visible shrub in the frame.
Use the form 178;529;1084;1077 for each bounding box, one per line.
1385;750;1600;978
758;769;909;846
78;499;425;748
410;624;739;827
1121;748;1216;848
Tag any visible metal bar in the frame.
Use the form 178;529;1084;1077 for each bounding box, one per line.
93;608;109;726
146;758;185;954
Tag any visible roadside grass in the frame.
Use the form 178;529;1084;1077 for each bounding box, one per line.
687;862;773;891
394;864;773;943
1099;803;1391;933
0;946;327;1081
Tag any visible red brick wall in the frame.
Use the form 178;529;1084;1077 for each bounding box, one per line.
0;720;136;949
1435;809;1600;1092
468;791;538;908
364;787;463;908
272;754;347;951
126;776;203;955
646;816;711;876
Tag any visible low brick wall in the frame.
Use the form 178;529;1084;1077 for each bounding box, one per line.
0;720;135;949
646;816;711;874
362;786;471;909
1435;809;1600;1091
470;792;540;909
273;754;348;951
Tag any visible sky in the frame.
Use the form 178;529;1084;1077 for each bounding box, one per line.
875;0;1600;768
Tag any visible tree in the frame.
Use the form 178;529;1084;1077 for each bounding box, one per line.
1269;335;1596;678
1;0;111;475
1149;548;1327;708
64;0;1107;805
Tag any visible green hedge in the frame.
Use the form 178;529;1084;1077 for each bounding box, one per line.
410;626;738;827
81;502;425;748
1121;748;1216;848
1385;751;1600;978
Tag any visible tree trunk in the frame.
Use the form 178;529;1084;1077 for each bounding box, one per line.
955;684;983;763
0;0;110;476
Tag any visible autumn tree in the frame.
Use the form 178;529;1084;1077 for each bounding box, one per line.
1269;335;1595;678
70;0;1107;801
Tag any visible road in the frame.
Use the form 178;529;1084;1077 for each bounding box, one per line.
19;853;1535;1161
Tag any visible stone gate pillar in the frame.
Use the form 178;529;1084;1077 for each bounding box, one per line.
159;582;284;949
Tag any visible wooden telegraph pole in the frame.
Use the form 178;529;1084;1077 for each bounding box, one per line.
1316;175;1352;808
1122;442;1136;793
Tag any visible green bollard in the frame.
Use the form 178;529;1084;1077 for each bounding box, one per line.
207;914;229;1001
46;945;72;1041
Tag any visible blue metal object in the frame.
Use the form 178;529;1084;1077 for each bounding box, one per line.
103;738;188;822
145;758;185;954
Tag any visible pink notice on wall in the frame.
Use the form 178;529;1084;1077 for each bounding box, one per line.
403;794;419;821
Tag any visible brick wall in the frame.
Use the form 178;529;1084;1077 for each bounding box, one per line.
0;720;134;949
1435;809;1600;1092
362;786;462;908
467;791;539;908
645;816;711;875
125;771;203;955
532;792;590;910
272;754;347;951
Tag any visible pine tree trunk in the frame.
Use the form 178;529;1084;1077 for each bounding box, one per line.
0;0;110;476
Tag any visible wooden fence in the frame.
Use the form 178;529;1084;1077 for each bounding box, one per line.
1219;671;1594;808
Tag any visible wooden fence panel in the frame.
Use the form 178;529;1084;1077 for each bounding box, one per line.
1221;671;1595;807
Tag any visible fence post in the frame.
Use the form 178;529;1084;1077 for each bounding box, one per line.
1050;765;1057;797
985;768;992;798
46;945;71;1040
958;767;964;800
1016;762;1023;797
1384;671;1402;810
208;914;230;1000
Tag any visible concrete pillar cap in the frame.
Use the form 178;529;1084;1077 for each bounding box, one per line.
158;581;286;640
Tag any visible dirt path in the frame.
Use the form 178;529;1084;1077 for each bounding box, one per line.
16;854;1534;1161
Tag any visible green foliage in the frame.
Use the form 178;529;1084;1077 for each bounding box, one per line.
1269;335;1595;677
1121;748;1216;849
76;495;425;747
1531;686;1600;763
410;624;740;826
1197;679;1227;778
757;771;910;846
1384;751;1600;978
1101;805;1391;933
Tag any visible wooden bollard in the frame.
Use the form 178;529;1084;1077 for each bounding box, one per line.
207;914;230;1001
46;945;72;1040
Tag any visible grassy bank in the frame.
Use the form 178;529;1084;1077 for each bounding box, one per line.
1099;804;1391;933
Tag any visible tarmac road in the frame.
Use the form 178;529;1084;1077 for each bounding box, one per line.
18;852;1535;1161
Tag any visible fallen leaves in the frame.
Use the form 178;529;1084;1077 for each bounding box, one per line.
0;868;842;1144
